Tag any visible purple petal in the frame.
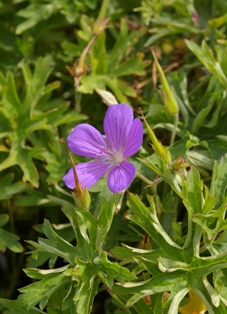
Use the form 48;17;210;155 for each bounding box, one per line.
63;168;76;189
123;118;143;158
104;104;134;152
68;124;108;159
63;161;110;190
107;161;136;193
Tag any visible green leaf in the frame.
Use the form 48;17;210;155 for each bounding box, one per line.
109;53;146;77
23;265;69;280
18;273;70;310
91;32;107;74
0;218;23;252
47;284;77;312
0;228;23;252
64;259;101;314
0;214;9;227
20;56;56;114
78;74;106;94
74;275;99;314
16;3;60;34
0;173;26;200
0;140;39;187
129;298;153;314
75;208;98;254
61;203;92;260
182;167;203;215
109;18;145;70
38;219;77;264
186;40;227;87
127;193;183;253
191;90;222;134
210;154;227;208
99;251;137;288
96;197;116;253
0;299;45;314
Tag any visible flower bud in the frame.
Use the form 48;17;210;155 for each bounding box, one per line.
70;162;91;210
171;157;188;171
93;17;109;35
158;89;179;116
152;49;179;116
140;110;171;164
73;185;91;211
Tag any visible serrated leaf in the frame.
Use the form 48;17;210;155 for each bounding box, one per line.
0;71;21;120
109;53;146;77
16;3;59;34
0;227;23;252
0;299;45;314
24;265;69;280
73;275;99;314
99;251;137;287
38;220;77;263
20;56;55;114
0;173;26;200
61;203;91;260
191;90;222;134
0;141;39;187
186;40;227;87
18;273;70;310
96;197;116;253
210;154;227;208
182;167;203;215
0;214;9;227
127;193;182;250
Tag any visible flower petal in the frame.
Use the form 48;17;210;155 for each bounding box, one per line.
63;161;110;190
63;168;76;189
107;161;136;193
104;104;134;152
123;118;143;158
68;124;108;158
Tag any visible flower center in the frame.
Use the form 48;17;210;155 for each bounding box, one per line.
98;145;123;165
112;150;123;165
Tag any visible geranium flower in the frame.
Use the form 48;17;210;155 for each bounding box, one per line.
63;104;143;193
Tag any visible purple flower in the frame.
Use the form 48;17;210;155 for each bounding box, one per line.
63;104;143;193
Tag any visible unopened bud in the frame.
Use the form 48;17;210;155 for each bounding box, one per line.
158;89;179;116
139;109;171;164
73;185;91;211
152;49;179;116
93;17;109;35
171;157;188;171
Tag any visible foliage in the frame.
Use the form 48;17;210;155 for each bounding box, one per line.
0;0;227;313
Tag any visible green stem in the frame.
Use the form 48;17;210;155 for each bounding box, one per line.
98;272;108;285
98;273;131;313
136;172;164;186
170;113;179;146
136;172;164;213
75;85;82;111
110;294;132;313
